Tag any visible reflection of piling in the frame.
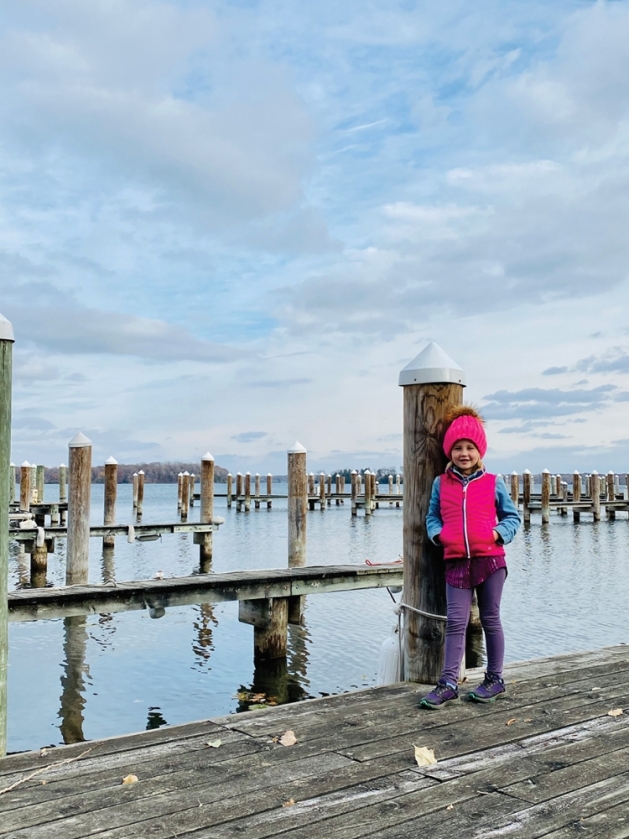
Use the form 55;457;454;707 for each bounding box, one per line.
20;461;31;512
0;313;14;757
541;469;551;525
288;442;307;625
59;616;88;744
399;343;464;683
199;452;214;573
66;432;92;586
103;456;118;548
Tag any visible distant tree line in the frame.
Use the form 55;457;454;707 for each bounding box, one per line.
32;462;230;484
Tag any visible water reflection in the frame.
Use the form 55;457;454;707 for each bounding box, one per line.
58;617;90;744
192;604;218;670
146;707;168;730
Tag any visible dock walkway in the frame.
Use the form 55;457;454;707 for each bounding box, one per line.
1;645;628;838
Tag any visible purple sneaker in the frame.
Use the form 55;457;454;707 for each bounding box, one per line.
419;679;459;709
468;672;506;703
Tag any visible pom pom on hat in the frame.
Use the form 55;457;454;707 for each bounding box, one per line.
443;406;487;459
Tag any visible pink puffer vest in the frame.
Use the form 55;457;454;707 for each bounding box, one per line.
439;470;505;560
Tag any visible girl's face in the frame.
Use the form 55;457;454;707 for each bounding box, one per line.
451;439;480;475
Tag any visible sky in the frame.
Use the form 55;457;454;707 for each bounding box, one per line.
1;0;629;475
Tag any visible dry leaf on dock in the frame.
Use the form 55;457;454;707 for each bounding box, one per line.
608;708;624;717
506;718;517;726
122;774;138;785
413;745;437;766
282;798;296;807
206;740;222;748
279;730;298;747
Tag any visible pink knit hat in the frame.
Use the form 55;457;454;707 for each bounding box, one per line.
443;406;487;459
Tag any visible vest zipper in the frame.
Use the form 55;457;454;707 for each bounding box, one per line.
462;483;471;558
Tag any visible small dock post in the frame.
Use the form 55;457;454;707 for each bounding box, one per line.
189;474;195;507
340;473;345;503
19;461;31;512
9;463;15;506
66;432;92;586
0;312;14;757
308;472;315;511
266;473;272;509
132;472;139;510
254;473;260;510
288;441;307;625
236;472;243;512
59;463;67;524
591;471;601;521
396;473;401;507
103;457;118;548
399;342;464;683
606;471;615;520
198;452;214;573
326;474;332;505
541;469;551;524
226;473;233;508
319;471;326;511
336;474;341;506
176;472;183;512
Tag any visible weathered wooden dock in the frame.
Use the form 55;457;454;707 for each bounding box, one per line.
0;645;628;838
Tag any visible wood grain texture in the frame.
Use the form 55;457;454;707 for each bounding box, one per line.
66;441;92;586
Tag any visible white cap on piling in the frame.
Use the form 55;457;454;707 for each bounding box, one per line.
0;312;15;342
183;470;190;476
21;460;30;467
69;431;92;448
288;441;307;453
105;456;118;465
267;472;272;476
202;452;214;462
139;470;144;475
398;341;465;387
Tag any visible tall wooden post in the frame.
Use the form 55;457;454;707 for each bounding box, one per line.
364;469;372;517
510;472;519;506
199;452;214;573
288;442;307;624
522;470;531;524
400;342;464;684
59;463;67;504
36;464;45;504
236;472;243;512
244;472;251;512
103;457;118;548
254;473;260;510
0;313;14;757
266;473;272;509
189;474;195;507
136;470;145;517
606;471;615;520
132;473;139;509
9;463;15;506
319;471;326;511
180;471;190;521
226;473;233;508
572;470;581;522
19;461;31;512
177;472;183;511
351;470;358;516
591;471;601;521
541;469;551;524
66;432;92;586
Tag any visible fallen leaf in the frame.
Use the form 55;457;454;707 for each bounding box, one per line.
413;745;437;766
39;748;48;757
524;718;532;722
206;740;222;749
506;718;517;726
122;775;138;785
279;730;298;747
608;708;624;717
446;804;454;810
41;781;47;786
282;798;295;807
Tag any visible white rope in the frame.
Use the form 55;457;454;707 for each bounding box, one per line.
397;601;447;622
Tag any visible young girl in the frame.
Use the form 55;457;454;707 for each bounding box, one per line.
419;406;521;709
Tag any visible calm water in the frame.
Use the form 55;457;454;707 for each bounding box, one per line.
7;483;629;752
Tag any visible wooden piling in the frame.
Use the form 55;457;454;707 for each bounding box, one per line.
541;469;551;524
180;471;190;521
399;342;464;683
396;473;401;507
364;469;372;517
510;472;519;506
336;474;341;506
372;471;378;509
287;442;307;625
135;470;144;517
236;472;243;512
199;452;214;573
66;432;92;586
554;474;562;497
9;463;15;506
522;470;531;524
30;528;48;588
177;472;183;511
606;471;615;520
188;474;195;507
59;463;67;504
0;313;13;757
319;472;326;511
36;464;45;504
132;473;139;509
572;471;581;522
19;461;31;512
326;474;332;506
244;472;251;512
30;465;36;503
351;470;358;516
103;457;118;548
226;473;233;508
240;599;288;660
340;474;346;502
266;473;272;509
591;471;601;521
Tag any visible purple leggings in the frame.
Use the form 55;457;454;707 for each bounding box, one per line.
441;567;506;685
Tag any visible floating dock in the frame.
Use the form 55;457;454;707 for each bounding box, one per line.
0;645;627;837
